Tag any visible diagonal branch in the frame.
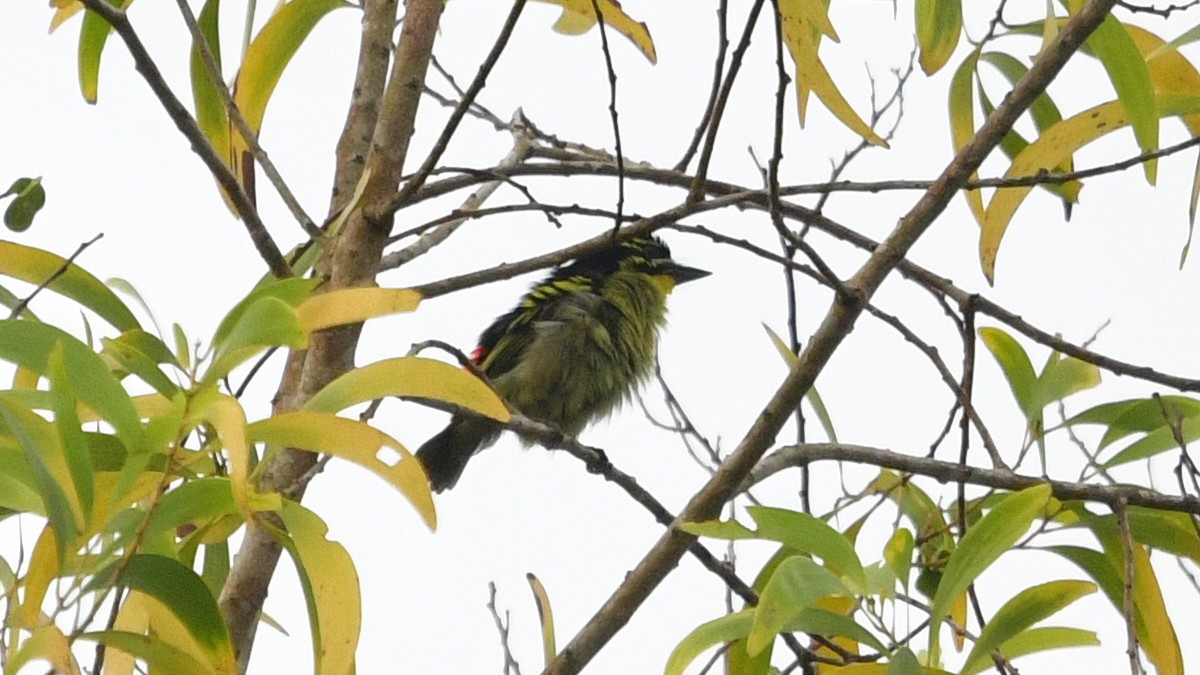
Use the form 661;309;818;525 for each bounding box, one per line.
73;0;291;278
542;2;1118;671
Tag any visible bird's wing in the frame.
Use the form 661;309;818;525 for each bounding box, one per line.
474;274;599;378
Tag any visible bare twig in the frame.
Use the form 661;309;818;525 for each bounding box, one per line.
9;233;102;319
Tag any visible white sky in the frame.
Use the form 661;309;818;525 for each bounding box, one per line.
3;0;1200;673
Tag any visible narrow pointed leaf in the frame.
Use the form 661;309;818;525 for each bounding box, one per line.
247;412;435;529
960;579;1096;674
303;356;510;423
296;287;421;333
530;0;656;62
748;555;847;655
929;484;1051;656
0;241;140;331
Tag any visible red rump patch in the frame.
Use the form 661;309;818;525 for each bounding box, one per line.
469;346;488;365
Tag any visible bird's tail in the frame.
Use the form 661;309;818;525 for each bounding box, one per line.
415;416;499;493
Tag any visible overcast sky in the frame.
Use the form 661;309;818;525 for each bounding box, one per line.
3;0;1200;673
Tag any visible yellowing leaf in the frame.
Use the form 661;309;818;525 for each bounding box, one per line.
949;49;984;225
778;0;887;147
303;356;510;423
530;0;656;63
980;94;1200;282
270;501;361;675
0;241;140;332
8;625;82;675
247;412;435;529
230;0;351;198
915;0;962;75
188;392;255;523
49;1;84;32
296;287;422;333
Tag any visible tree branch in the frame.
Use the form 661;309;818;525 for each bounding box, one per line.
542;2;1117;670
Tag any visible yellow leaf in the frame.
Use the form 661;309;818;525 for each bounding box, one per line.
49;1;83;31
1129;544;1183;675
778;0;887;147
8;625;82;675
139;592;222;675
296;287;422;334
278;501;360;675
531;0;656;63
247;412;436;530
19;525;60;627
980;94;1200;282
188;392;255;523
303;356;510;423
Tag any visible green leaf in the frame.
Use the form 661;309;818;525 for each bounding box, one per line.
0;397;80;553
102;330;182;397
78;0;134;103
98;554;235;670
962;627;1098;675
1064;396;1200;448
665;608;754;675
2;178;46;232
979;327;1038;419
949;49;984;225
883;528;915;591
762;324;837;442
869;471;954;571
915;0;961;74
1086;13;1159;182
268;500;360;675
1037;352;1101;408
47;343;94;529
747;506;867;590
0;321;144;453
83;630;211;675
960;579;1095;675
748;555;848;655
211;277;320;349
0;241;140;332
928;484;1051;658
679;518;757;540
190;0;228;164
204;297;306;385
888;646;922;675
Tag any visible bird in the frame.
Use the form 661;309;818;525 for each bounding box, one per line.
415;235;710;492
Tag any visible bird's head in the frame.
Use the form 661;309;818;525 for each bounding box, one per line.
566;236;709;294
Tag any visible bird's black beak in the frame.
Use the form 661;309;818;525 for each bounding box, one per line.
664;262;711;285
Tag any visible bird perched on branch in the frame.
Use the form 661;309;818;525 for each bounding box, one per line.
415;236;709;492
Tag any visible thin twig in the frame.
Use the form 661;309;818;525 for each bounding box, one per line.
10;233;103;319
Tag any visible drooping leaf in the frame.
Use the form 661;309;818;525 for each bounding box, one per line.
527;573;557;667
78;0;135;103
530;0;656;62
949;49;985;225
763;323;837;442
190;0;229;169
303;356;510;424
778;0;887;146
268;500;360;675
83;629;211;675
960;579;1095;674
0;241;140;331
915;0;961;74
979;327;1038;419
247;411;434;529
980;93;1200;281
